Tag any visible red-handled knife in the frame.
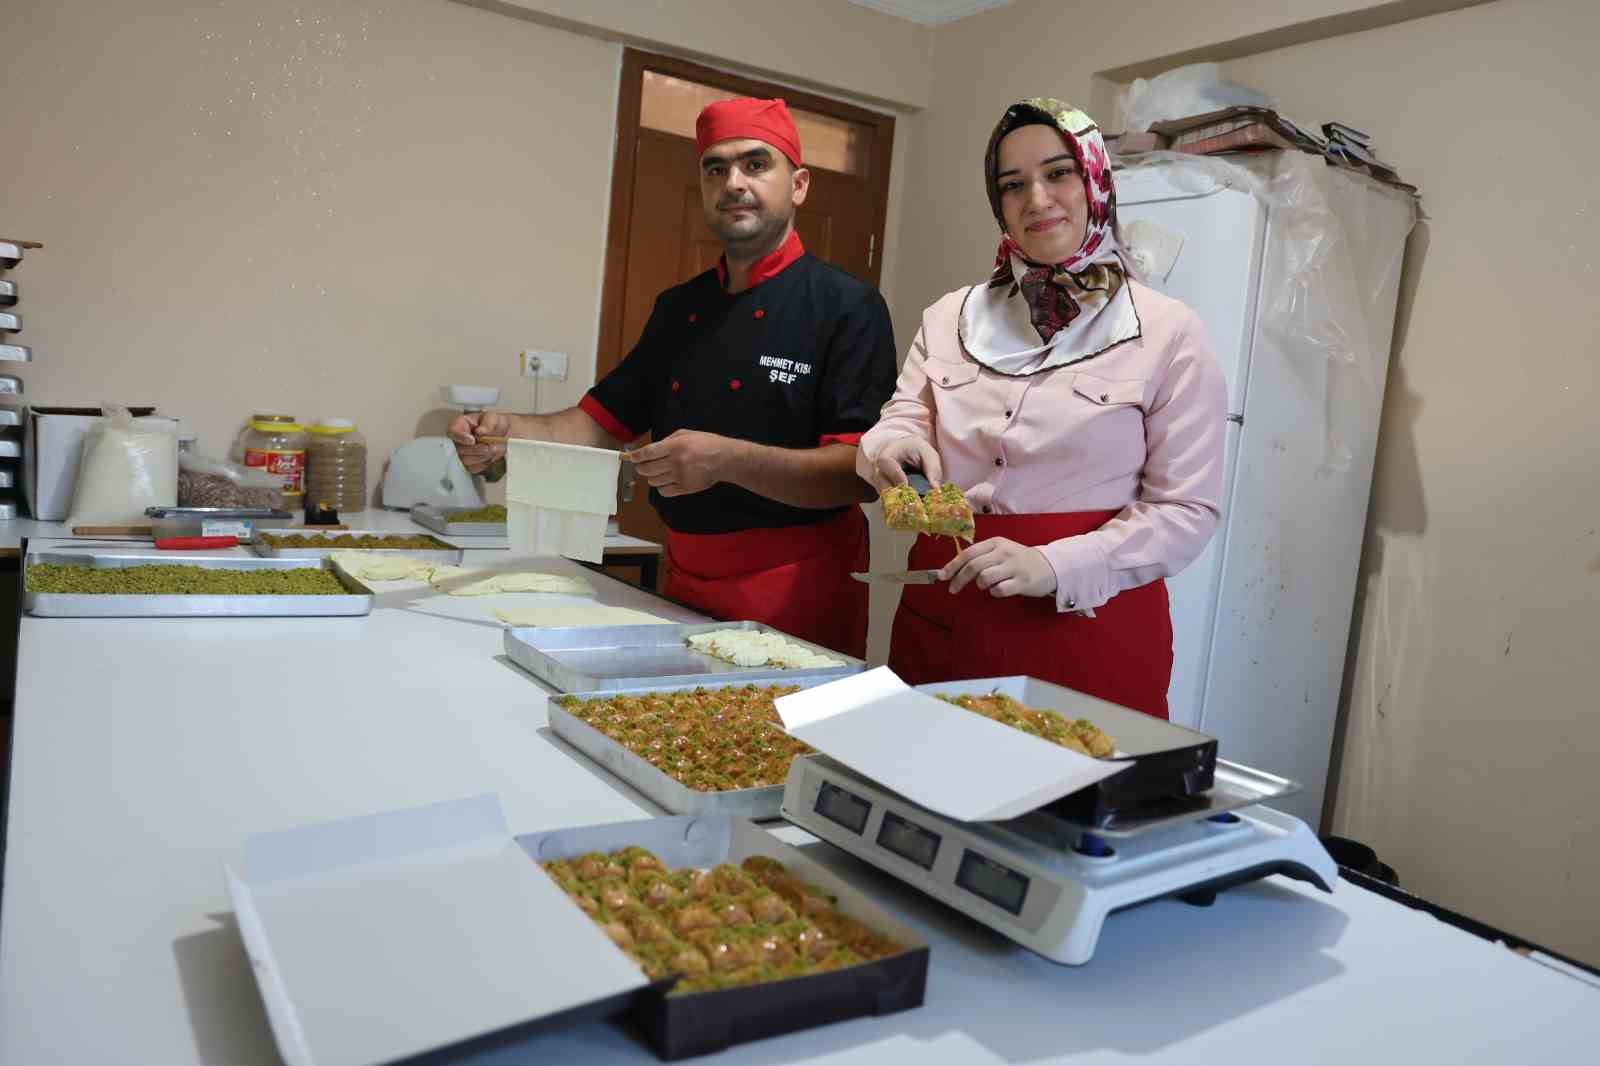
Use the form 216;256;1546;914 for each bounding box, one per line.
153;536;240;550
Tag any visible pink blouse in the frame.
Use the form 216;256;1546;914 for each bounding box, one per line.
859;281;1228;613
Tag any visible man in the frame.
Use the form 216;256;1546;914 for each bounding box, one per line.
451;97;896;656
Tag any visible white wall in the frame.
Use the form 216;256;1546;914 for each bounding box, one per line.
2;0;622;507
1224;0;1600;966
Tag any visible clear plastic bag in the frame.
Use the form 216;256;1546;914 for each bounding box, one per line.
64;402;179;525
1115;150;1420;471
177;449;285;510
1120;62;1270;133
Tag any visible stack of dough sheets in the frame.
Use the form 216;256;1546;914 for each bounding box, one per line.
505;438;621;563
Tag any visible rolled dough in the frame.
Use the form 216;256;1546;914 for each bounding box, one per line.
428;565;596;597
330;551;439;582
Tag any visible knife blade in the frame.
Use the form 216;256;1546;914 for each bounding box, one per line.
850;569;942;585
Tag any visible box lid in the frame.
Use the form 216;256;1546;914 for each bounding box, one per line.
226;794;649;1066
774;668;1130;822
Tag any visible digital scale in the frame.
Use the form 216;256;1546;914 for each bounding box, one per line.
779;677;1336;965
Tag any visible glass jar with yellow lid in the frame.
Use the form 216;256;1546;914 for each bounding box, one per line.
238;414;308;509
304;418;368;513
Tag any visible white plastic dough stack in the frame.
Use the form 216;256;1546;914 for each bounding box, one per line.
504;439;620;563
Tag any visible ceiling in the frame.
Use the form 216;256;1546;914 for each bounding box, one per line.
846;0;1015;26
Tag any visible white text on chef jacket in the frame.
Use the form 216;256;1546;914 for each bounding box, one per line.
759;355;813;385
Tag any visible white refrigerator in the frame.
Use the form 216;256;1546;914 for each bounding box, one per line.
1116;153;1417;826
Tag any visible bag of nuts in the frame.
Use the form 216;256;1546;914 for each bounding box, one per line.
178;449;284;510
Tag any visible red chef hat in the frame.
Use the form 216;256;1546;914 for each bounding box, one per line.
695;97;803;168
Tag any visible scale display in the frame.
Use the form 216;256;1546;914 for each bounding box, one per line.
955;850;1031;915
814;781;872;834
877;811;941;870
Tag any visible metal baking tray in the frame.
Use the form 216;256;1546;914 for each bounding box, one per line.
505;620;865;693
0;438;19;458
252;529;463;563
0;344;29;363
410;503;505;536
145;506;294;540
0;311;17;332
0;242;21;269
547;677;840;819
24;550;374;618
0;406;20;427
0;470;14;488
0;376;19;395
0;501;16;521
0;279;15;306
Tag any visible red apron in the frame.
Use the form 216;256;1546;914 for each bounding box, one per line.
664;508;869;658
890;511;1173;719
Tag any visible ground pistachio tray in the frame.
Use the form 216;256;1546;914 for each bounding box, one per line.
411;502;507;536
23;550;373;618
251;529;463;564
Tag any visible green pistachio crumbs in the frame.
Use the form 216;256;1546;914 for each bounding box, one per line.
27;563;347;596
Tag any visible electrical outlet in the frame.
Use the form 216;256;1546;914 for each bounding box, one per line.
520;349;568;379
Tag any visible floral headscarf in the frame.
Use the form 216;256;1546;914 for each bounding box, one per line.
959;98;1142;376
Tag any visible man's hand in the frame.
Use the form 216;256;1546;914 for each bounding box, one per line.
943;538;1057;599
859;436;943;492
625;430;740;497
448;411;513;474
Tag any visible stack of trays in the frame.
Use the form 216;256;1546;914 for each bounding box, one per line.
0;239;31;521
505;622;866;819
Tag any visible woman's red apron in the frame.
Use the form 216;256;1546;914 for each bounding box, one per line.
890;510;1172;719
664;508;869;658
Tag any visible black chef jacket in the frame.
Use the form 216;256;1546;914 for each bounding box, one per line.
580;236;896;535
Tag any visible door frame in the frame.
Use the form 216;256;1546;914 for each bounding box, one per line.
596;48;897;383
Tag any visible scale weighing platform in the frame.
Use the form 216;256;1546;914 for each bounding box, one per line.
782;746;1335;965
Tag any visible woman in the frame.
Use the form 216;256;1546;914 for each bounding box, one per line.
858;99;1227;719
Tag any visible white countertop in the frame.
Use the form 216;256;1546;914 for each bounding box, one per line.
0;508;663;555
1;545;1596;1065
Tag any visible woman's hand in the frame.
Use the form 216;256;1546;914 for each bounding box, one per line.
860;436;943;492
943;538;1057;599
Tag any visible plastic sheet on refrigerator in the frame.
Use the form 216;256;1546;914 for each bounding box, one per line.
1117;150;1420;472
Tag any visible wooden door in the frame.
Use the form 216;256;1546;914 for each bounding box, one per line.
600;51;896;549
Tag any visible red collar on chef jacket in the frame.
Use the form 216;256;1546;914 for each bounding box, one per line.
715;229;805;291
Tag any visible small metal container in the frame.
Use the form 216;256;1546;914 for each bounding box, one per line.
252;529;462;564
144;506;295;541
504;620;864;693
23;550;374;618
410;503;504;536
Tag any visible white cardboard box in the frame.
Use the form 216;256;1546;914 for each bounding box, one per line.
22;406;179;521
774;667;1129;822
228;795;929;1065
226;794;648;1066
